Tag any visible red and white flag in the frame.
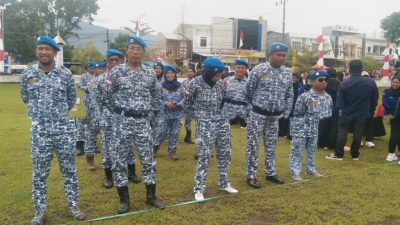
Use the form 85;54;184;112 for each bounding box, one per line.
239;30;244;49
316;34;325;70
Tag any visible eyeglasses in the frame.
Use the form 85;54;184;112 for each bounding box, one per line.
317;78;327;83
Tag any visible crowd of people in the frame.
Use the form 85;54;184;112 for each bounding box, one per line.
20;34;400;225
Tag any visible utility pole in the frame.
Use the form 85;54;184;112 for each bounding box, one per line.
105;29;110;49
276;0;288;43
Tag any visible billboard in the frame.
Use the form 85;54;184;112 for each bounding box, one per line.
236;19;260;51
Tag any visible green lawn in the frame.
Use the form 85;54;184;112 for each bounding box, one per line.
1;83;400;225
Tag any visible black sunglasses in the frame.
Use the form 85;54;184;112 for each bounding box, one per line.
317;78;327;83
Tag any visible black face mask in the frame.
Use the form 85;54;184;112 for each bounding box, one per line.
202;72;217;88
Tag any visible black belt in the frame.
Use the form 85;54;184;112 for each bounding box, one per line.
114;107;148;118
252;105;283;116
223;98;248;106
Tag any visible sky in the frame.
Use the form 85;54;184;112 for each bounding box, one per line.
93;0;399;38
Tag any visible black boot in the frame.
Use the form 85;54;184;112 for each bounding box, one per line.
153;145;159;157
184;130;195;144
145;184;165;209
76;141;84;156
127;164;141;184
116;186;130;214
103;168;113;189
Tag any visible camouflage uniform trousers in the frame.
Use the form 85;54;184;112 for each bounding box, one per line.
151;111;166;147
111;117;156;187
184;113;193;132
84;119;99;156
74;118;85;142
289;136;318;176
194;117;232;193
31;131;79;213
165;118;182;150
100;125;135;169
246;111;280;178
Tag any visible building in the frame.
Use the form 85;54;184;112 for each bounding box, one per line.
173;16;269;68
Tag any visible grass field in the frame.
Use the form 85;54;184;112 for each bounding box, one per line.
1;83;400;225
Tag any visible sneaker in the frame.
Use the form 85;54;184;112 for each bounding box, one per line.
352;157;359;161
326;153;343;161
240;126;246;129
360;142;364;146
309;171;323;177
69;206;85;220
220;184;238;194
344;146;351;152
386;153;398;161
365;142;375;148
31;212;45;225
323;147;328;150
290;175;303;181
194;192;204;201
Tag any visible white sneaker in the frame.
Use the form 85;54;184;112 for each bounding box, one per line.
194;192;204;201
360;142;364;146
220;184;238;194
387;153;398;161
344;146;351;152
365;142;375;148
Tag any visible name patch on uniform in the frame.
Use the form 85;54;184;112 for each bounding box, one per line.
27;77;39;84
308;101;318;106
260;73;272;79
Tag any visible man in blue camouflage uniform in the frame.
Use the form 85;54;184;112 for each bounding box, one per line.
75;61;95;156
160;64;185;160
82;62;105;171
289;71;332;181
101;36;164;213
245;42;293;188
21;36;85;225
97;49;141;188
182;66;196;144
188;57;238;201
222;59;250;128
151;61;166;155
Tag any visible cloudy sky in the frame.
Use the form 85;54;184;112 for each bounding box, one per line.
93;0;398;38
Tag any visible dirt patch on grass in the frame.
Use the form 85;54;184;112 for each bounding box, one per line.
367;216;399;225
248;207;278;225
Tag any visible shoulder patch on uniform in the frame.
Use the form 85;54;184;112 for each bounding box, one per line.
27;77;39;84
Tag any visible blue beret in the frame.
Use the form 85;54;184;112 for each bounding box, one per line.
309;70;329;81
93;62;106;68
203;58;225;77
125;35;147;48
163;64;177;74
235;59;249;68
153;61;164;69
106;49;123;58
269;42;288;53
36;36;60;51
87;61;95;68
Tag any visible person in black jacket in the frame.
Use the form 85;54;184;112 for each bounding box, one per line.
318;68;340;149
383;76;400;161
326;60;378;160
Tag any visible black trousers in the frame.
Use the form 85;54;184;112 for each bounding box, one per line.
318;116;338;149
389;118;400;153
335;118;367;158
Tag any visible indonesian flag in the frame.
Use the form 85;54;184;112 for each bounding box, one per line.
316;34;325;70
239;30;244;49
135;18;140;37
381;42;391;77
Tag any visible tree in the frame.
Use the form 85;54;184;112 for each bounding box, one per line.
285;48;319;74
360;56;382;71
123;19;154;37
1;0;99;63
381;11;400;45
70;41;103;74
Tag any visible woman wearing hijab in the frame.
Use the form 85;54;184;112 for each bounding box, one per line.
383;76;400;161
159;65;185;160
